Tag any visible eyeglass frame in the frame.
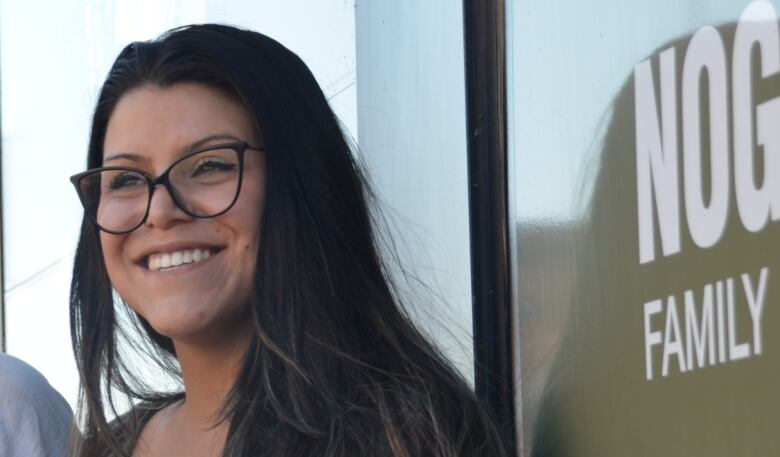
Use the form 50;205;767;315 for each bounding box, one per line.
69;141;264;235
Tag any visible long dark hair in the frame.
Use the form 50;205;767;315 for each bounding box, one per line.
70;24;507;457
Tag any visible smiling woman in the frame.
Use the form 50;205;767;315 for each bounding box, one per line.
92;84;265;350
67;24;508;457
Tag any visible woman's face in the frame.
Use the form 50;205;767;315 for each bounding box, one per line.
100;82;266;345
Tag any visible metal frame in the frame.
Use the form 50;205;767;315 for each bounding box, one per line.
463;0;515;453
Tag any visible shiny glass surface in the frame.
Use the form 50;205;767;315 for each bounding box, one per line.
507;1;780;455
356;0;475;381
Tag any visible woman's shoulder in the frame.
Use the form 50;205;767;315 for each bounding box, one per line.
89;395;180;457
335;370;509;457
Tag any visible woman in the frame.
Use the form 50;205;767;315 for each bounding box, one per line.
69;24;508;456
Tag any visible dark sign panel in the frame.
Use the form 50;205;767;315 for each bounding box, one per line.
509;1;780;455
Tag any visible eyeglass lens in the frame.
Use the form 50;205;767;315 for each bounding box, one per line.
77;147;241;233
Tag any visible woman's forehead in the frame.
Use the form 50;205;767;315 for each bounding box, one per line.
103;83;259;164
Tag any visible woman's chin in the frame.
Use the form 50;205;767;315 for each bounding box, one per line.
142;305;250;348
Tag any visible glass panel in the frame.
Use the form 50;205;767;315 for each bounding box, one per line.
507;1;780;455
355;0;474;382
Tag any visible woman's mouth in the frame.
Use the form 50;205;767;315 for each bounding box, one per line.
146;248;219;271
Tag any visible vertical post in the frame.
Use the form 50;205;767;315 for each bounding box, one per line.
0;13;5;353
462;0;515;453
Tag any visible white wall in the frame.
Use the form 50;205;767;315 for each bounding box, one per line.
355;0;474;381
0;0;356;411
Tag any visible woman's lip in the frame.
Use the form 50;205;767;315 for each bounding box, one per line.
133;242;226;265
140;248;224;274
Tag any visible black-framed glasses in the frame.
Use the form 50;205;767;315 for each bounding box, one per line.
70;141;263;234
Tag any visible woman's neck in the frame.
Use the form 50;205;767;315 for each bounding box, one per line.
173;322;252;425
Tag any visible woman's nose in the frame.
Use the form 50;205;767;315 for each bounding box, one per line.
144;183;194;229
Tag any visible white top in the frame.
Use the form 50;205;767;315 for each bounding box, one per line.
0;353;75;457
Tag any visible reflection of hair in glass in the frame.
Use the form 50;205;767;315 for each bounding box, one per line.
531;21;766;457
70;24;508;456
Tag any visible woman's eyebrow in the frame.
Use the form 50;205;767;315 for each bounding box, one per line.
103;152;147;164
185;133;243;152
102;133;243;165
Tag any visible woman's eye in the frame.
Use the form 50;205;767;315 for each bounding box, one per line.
109;173;145;190
191;159;237;176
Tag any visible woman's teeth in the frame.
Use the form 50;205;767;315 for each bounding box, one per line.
147;248;213;271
